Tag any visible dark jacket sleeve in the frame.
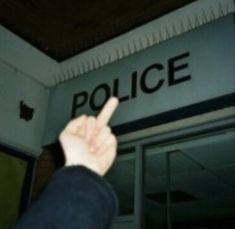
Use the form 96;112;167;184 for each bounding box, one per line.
13;166;118;229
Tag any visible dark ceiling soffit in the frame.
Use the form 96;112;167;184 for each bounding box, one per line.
1;1;196;62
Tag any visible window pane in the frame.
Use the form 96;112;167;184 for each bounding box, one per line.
144;129;235;229
105;148;135;216
145;147;168;229
170;130;235;228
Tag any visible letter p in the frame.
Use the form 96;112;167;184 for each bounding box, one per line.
71;92;88;118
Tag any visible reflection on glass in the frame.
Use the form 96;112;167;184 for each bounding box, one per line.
170;130;235;228
145;129;235;229
145;148;168;228
105;148;135;216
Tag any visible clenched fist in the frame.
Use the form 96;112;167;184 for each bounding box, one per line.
59;97;119;176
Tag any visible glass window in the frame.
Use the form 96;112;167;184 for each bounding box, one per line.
106;147;136;216
144;129;235;228
144;147;168;228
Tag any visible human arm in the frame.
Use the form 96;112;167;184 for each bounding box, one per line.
13;97;119;229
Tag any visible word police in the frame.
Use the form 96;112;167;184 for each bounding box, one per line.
71;52;191;117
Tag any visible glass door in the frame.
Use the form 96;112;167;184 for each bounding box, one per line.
106;147;136;229
144;128;235;228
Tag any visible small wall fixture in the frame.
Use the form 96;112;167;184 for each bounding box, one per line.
19;101;34;121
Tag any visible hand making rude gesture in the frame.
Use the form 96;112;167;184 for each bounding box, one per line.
59;97;119;176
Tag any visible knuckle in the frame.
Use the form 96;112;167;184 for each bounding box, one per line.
110;134;117;145
105;126;111;133
59;132;65;140
81;115;88;120
70;115;87;124
88;116;95;122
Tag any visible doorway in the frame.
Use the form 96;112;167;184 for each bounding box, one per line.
144;128;235;228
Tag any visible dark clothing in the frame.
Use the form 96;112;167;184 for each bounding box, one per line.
14;166;118;229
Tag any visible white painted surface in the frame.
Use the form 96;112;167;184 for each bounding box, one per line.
43;15;235;145
0;61;49;156
0;25;58;87
55;0;235;85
